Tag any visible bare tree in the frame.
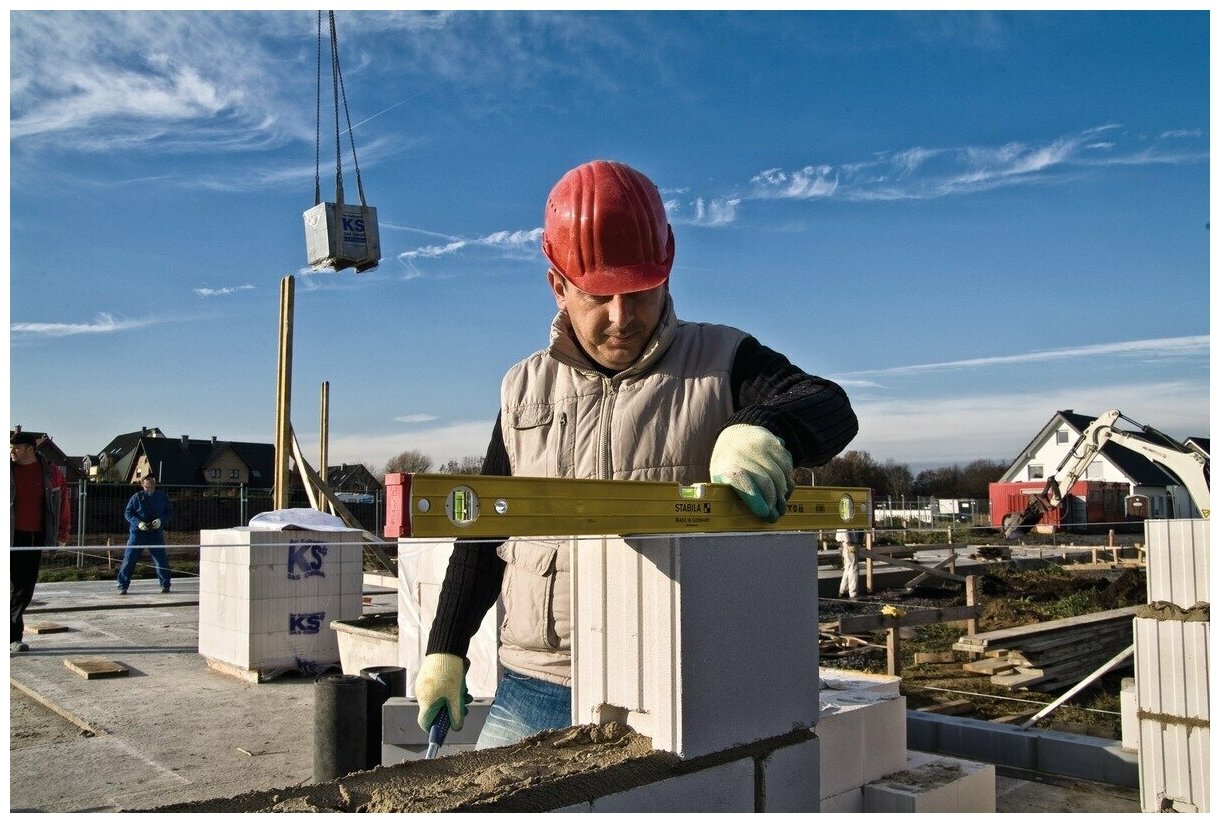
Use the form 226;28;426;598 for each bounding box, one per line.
438;456;485;474
384;450;433;474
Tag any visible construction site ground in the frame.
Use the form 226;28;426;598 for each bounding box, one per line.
8;572;1141;812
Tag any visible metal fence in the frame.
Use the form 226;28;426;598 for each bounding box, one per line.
872;496;990;528
65;482;385;546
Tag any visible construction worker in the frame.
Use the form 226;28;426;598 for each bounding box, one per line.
836;528;860;599
10;431;71;652
117;475;174;594
415;159;858;749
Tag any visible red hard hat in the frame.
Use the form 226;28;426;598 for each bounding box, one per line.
541;160;675;296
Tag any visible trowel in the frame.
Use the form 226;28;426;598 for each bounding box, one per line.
425;705;450;759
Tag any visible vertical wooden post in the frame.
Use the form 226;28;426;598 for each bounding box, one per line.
965;574;980;637
865;530;874;593
886;622;901;677
320;381;330;483
274;275;295;511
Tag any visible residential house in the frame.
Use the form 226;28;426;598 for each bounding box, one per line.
130;435;276;486
90;427;166;483
990;409;1208;530
325;463;382;494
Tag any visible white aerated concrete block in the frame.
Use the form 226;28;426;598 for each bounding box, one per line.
863;751;995;813
821;667;902;696
1134;614;1210;812
589;757;756;812
570;532;819;760
1120;677;1138;752
198;528;363;675
760;737;820;812
817;690;907;797
820;788;863;813
1144;519;1209;608
396;539;501;699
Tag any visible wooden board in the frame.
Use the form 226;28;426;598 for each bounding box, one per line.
26;622;69;634
64;658;129;679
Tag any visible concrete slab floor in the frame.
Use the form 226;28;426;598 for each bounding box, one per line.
9;579;1140;813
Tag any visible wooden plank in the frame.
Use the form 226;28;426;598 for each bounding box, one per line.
64;657;129;680
856;546;967;582
836;604;982;634
991;669;1050;688
914;651;958;664
954;606;1139;649
962;657;1019;675
26;622;69;634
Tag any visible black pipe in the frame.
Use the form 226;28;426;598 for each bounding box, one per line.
360;666;406;769
313;674;367;782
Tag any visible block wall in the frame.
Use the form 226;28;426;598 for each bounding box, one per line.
198;528;364;674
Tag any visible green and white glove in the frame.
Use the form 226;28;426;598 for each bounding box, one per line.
150;518;162;530
414;652;471;732
710;424;795;523
137;521;149;532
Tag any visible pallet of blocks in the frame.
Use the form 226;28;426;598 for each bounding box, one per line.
952;605;1138;691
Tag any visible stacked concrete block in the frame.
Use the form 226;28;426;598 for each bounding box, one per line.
568;532;820;759
818;684;908;809
1135;518;1210;814
198;528;364;677
1144;519;1209;607
863;750;995;813
396;539;501;699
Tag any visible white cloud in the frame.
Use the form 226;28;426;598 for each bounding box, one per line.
305;419;493;471
394;414;438;424
397;227;542;262
744;124;1204;205
11;312;165;338
194;284;255;298
850;380;1210;467
838;335;1209;379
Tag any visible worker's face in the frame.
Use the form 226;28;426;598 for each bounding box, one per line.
549;271;667;372
142;478;157;493
10;444;36;465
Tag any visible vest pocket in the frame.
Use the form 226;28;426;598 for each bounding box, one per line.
497;539;566;652
505;401;576;478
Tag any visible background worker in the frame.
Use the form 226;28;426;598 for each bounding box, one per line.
117;475;174;594
10;431;71;652
415;159;859;749
836;528;860;599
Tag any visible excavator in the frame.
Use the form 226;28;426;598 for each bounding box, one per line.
1002;409;1210;539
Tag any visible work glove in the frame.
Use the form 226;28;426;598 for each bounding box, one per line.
137;521;149;532
414;652;471;733
150;519;162;530
709;424;794;523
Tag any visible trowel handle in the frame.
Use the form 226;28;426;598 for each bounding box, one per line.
424;705;450;759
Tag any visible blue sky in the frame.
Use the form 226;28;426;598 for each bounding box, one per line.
7;9;1211;475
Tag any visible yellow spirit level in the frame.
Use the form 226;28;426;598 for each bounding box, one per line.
384;473;871;539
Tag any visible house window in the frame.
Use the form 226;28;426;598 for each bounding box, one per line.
229;469;239;480
209;468;220;479
1056;430;1070;444
1027;465;1044;481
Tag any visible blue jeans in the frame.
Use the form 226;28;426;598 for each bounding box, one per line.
476;669;572;750
117;539;171;590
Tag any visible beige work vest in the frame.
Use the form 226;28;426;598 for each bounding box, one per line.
496;300;746;684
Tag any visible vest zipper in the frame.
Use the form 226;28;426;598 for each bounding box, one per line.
597;378;616;479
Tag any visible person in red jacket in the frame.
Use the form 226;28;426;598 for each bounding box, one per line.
10;431;71;652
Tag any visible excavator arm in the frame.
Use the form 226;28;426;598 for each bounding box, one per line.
1002;410;1210;539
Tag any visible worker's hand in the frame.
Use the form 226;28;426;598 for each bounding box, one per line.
150;519;162;530
137;521;149;532
710;424;794;523
414;653;470;733
57;541;68;548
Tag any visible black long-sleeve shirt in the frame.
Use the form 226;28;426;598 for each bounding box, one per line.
425;335;857;659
